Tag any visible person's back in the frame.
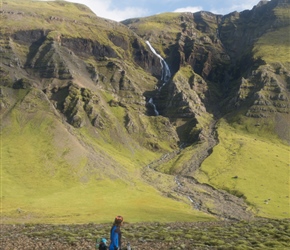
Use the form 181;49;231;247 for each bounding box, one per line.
109;216;123;250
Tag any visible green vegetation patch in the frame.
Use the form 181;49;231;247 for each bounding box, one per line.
253;26;290;63
1;219;289;249
195;119;290;218
1;88;213;224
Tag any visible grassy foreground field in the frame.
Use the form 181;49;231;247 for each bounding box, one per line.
1;219;290;249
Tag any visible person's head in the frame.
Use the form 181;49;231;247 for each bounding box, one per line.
114;215;123;226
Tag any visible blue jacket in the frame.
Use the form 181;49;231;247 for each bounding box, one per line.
109;225;122;250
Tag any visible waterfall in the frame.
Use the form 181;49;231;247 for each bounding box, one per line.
146;41;171;115
148;98;159;116
188;196;194;203
146;40;171;90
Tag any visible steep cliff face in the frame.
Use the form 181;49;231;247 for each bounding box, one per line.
0;0;179;151
123;0;290;143
218;0;290;141
1;0;289;222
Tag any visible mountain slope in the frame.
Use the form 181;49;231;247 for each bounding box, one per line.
1;0;289;223
0;0;214;223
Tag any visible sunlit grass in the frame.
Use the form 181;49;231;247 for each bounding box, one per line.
253;26;290;63
1;88;214;224
195;119;290;218
221;5;290;65
2;0;131;45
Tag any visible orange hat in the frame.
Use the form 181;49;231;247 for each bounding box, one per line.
115;215;123;224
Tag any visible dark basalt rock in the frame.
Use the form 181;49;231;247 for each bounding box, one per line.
61;37;118;59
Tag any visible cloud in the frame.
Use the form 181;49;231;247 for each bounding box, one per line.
68;0;148;21
210;0;259;14
173;6;203;13
103;7;149;21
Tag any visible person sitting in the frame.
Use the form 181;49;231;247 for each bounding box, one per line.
98;238;108;250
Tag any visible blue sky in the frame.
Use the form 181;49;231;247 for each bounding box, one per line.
67;0;262;21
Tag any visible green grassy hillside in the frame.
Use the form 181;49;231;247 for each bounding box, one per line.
253;5;290;63
1;0;122;38
1;87;214;223
190;2;290;220
194;119;289;219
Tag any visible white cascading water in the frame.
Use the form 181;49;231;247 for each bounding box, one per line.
146;41;171;90
148;97;159;116
146;41;171;115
